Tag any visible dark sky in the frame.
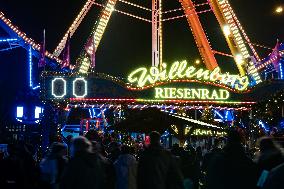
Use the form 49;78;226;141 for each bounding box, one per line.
1;0;284;76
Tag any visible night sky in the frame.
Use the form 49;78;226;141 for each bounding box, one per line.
0;0;283;120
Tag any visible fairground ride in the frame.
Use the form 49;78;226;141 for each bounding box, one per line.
1;0;284;145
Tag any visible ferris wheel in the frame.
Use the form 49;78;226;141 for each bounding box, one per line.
52;0;274;83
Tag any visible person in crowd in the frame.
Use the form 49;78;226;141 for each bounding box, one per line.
171;143;181;157
0;142;38;189
0;143;26;189
262;162;284;189
180;145;200;189
202;138;223;172
18;142;39;188
254;137;284;173
91;140;116;189
91;141;107;157
108;141;121;163
137;131;184;189
0;150;4;160
60;136;108;189
206;129;258;189
66;135;73;157
114;145;138;189
85;129;101;143
40;142;68;189
196;146;203;163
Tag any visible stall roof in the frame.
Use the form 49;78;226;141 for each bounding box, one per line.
165;113;221;129
111;108;223;133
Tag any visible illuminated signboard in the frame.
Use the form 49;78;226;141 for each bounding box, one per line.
50;77;88;98
184;126;226;136
42;59;260;102
128;60;250;91
155;88;230;100
42;75;242;102
191;128;226;136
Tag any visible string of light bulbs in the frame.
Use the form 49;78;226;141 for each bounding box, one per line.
162;2;209;14
92;1;152;22
162;9;212;22
118;0;152;12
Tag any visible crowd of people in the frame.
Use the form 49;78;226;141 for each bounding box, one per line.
0;129;284;189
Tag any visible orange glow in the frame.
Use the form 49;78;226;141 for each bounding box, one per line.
179;0;218;70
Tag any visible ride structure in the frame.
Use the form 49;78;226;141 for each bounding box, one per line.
1;0;284;145
50;0;267;82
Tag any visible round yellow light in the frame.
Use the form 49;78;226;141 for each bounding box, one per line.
275;6;283;13
195;59;201;64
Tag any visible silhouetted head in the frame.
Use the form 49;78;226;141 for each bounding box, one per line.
196;146;202;153
66;135;73;142
85;129;100;142
70;136;92;156
171;143;179;150
121;145;131;154
50;142;66;155
150;131;161;145
258;137;281;153
227;129;242;145
213;138;220;147
171;143;180;156
7;143;17;156
108;141;120;152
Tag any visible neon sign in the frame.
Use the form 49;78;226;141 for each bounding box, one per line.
155;88;230;100
51;77;87;98
192;128;226;136
128;60;250;91
52;78;67;98
73;78;88;98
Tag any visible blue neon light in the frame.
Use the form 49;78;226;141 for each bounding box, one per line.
89;109;92;118
17;106;24;118
259;120;269;132
28;45;40;90
35;106;43;119
98;109;106;117
225;110;229;120
0;38;17;42
29;45;32;88
92;109;96;117
214;110;224;119
279;59;284;79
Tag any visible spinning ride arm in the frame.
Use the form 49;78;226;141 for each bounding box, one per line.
209;0;261;82
78;0;118;74
179;0;218;71
209;0;243;71
209;0;258;76
53;0;95;57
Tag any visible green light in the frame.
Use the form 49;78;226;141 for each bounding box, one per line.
154;87;230;100
128;60;250;91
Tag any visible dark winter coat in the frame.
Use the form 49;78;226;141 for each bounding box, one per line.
60;151;106;189
256;150;284;172
114;154;137;189
0;153;38;189
137;144;184;189
40;155;68;189
263;162;284;189
206;143;258;189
